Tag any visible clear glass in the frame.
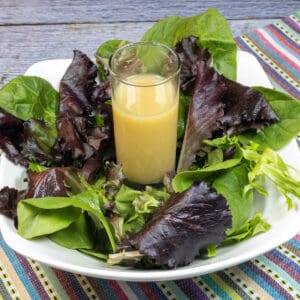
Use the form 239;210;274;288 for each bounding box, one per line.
109;42;180;185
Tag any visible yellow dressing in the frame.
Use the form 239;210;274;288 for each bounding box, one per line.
112;74;179;184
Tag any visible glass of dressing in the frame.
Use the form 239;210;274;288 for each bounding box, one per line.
109;42;180;185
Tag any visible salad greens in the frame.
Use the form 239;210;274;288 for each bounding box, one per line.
142;8;237;81
0;8;300;269
0;76;58;124
174;136;300;237
0;76;59;165
238;87;300;150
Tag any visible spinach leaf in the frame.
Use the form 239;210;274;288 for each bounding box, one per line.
49;213;95;249
17;191;116;252
238;87;300;150
142;8;237;80
79;248;108;261
212;164;253;233
0;76;59;165
0;76;58;124
17;201;81;239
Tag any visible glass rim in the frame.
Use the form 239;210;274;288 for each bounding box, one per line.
108;41;181;87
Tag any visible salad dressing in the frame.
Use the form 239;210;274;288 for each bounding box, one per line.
112;73;179;184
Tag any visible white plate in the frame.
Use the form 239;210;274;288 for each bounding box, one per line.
1;51;300;282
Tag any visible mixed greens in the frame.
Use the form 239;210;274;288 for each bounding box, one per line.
0;8;300;269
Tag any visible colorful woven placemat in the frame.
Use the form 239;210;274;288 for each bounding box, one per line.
0;12;300;300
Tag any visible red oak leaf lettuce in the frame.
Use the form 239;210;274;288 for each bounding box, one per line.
129;181;232;268
175;37;279;171
177;59;226;172
218;78;280;136
0;186;23;220
25;167;83;199
54;50;113;182
0;109;27;166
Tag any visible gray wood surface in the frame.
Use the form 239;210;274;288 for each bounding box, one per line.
0;0;297;87
0;19;276;86
0;0;297;24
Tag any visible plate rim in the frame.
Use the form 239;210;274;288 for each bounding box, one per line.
0;51;299;282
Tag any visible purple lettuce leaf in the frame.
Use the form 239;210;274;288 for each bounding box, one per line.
59;50;98;116
129;181;232;268
217;78;280;135
0;167;84;223
175;36;279;172
25;167;83;199
53;50;113;182
0;186;23;219
0;109;27;166
22;119;57;165
177;59;226;172
173;36;210;95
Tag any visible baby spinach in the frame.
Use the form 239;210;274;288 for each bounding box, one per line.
17;201;81;239
49;213;95;249
0;76;59;165
17;190;117;252
0;76;58;124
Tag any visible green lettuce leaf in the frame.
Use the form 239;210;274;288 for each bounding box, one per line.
112;185;169;238
222;213;271;245
173;136;244;192
96;39;130;60
242;142;300;209
212;163;253;234
142;8;237;80
95;39;130;81
238;87;300;150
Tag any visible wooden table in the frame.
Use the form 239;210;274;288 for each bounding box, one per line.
0;0;298;87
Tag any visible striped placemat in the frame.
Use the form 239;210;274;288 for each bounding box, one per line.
0;12;300;300
235;11;300;100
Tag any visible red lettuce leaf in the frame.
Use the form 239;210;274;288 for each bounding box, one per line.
0;109;27;166
175;37;279;171
217;78;280;135
59;50;98;116
129;181;232;268
54;50;113;182
25;168;82;199
0;186;22;219
177;59;226;172
173;36;210;95
22;119;57;165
